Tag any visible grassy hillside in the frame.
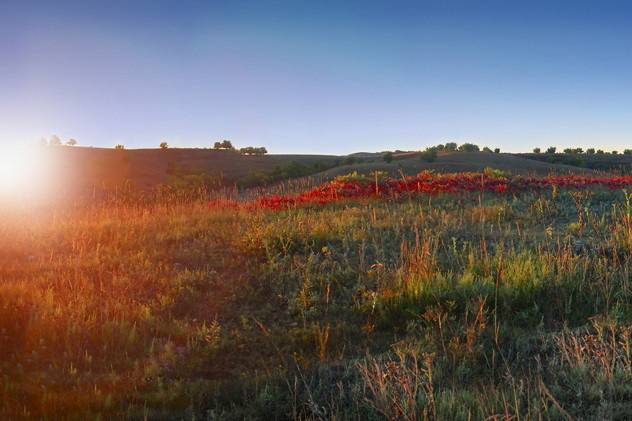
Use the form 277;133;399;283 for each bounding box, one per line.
317;151;593;180
1;174;631;419
47;147;341;195
45;147;598;200
519;152;632;172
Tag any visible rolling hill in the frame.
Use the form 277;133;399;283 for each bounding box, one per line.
43;147;606;198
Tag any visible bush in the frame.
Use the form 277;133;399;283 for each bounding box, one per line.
383;152;394;163
533;148;541;154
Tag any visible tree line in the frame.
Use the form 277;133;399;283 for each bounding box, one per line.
532;147;632;155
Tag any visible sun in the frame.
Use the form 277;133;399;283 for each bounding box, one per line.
0;144;47;201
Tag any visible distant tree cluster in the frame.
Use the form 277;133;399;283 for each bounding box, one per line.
533;146;626;155
239;146;268;155
40;135;79;146
209;140;268;155
213;140;236;151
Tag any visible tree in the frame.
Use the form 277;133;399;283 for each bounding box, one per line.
160;142;169;149
114;144;125;150
419;147;438;162
458;143;480;152
49;135;62;146
574;148;583;154
624;149;632;155
444;142;458;151
563;148;573;154
494;148;500;154
214;140;235;150
482;146;492;153
586;148;595;154
596;149;605;154
533;148;541;154
66;138;78;146
239;146;268;156
546;146;557;154
612;150;618;155
383;152;394;163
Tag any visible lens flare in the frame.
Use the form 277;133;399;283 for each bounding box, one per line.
0;144;50;203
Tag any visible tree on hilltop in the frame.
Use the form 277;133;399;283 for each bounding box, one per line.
458;143;480;152
49;135;62;146
213;140;235;150
239;146;268;156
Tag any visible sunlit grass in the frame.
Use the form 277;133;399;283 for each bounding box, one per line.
0;183;631;419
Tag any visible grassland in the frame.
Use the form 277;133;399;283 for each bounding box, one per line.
1;172;632;420
45;147;598;200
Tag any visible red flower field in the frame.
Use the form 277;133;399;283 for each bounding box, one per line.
210;172;632;211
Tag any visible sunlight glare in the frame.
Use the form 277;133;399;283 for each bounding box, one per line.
0;144;48;202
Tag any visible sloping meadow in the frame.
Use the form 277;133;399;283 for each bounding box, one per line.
1;176;631;419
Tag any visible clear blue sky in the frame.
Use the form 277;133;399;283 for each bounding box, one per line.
2;0;631;154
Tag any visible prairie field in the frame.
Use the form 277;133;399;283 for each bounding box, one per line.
1;172;632;420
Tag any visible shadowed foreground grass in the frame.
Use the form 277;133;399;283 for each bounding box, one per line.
1;186;631;419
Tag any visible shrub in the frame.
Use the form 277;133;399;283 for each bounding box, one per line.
383;152;394;163
533;148;541;154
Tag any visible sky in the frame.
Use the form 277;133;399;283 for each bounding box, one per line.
1;0;632;154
